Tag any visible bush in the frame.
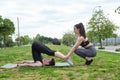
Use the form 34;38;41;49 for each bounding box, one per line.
98;47;105;49
52;39;61;45
0;42;3;48
115;48;120;51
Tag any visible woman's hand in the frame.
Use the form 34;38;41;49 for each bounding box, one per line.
64;55;70;61
64;55;73;65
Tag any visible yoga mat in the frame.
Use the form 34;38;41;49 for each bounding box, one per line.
0;62;73;68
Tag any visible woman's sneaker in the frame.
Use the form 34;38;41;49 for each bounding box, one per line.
85;59;93;65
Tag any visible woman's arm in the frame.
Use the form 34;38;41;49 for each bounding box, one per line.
66;36;84;58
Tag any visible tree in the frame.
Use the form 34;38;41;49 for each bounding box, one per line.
62;32;76;46
86;31;96;43
0;16;15;47
6;36;14;47
112;34;117;46
21;35;32;45
115;6;120;14
0;16;3;28
15;35;32;45
33;34;54;44
0;36;3;48
33;34;41;42
39;36;53;44
88;9;118;48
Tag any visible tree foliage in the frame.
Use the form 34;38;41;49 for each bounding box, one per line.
115;6;120;14
33;34;56;44
15;35;32;45
33;34;61;45
6;36;14;47
87;9;118;43
62;32;76;46
86;30;95;43
0;16;15;47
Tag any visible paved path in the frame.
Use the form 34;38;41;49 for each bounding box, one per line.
96;45;120;53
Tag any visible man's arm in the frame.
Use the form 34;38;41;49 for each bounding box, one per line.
54;51;66;60
18;61;43;67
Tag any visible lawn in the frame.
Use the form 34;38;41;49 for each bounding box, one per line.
0;45;120;80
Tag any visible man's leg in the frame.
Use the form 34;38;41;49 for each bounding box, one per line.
54;51;65;59
32;41;67;63
32;42;43;62
32;42;55;55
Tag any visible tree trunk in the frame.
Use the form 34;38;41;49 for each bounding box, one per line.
3;34;6;47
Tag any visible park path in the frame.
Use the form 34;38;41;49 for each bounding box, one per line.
96;45;120;53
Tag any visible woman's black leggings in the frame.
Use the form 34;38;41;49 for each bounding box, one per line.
32;41;55;63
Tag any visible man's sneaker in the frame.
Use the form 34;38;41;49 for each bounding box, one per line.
67;58;73;66
85;59;93;65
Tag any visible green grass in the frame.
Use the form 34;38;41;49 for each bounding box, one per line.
0;45;120;80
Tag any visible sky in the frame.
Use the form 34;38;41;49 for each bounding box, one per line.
0;0;120;39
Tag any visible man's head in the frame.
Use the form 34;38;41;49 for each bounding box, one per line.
43;58;55;66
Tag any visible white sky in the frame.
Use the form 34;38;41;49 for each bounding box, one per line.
0;0;120;39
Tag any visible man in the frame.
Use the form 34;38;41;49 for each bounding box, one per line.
18;41;66;67
18;58;55;67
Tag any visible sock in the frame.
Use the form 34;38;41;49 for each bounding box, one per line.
67;58;73;66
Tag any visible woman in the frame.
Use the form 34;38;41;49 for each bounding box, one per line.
65;23;97;65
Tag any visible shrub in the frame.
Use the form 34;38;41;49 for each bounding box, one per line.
115;48;120;51
98;47;105;49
